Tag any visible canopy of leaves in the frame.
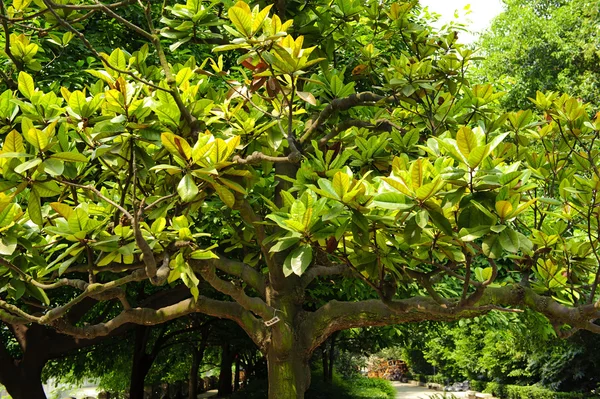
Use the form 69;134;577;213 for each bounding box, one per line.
476;0;600;109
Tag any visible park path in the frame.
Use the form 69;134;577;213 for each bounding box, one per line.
392;382;469;399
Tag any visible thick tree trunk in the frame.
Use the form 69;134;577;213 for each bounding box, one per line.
217;343;234;396
266;350;311;399
1;362;47;399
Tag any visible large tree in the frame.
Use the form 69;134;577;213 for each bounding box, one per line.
0;1;600;398
476;0;600;109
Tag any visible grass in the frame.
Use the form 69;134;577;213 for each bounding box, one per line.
229;371;395;399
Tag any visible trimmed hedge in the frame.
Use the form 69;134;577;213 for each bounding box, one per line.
483;381;597;399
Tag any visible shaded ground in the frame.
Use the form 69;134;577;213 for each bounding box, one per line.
392;382;469;399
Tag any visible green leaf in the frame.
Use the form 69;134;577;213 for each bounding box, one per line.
14;158;42;174
0;236;17;255
495;201;513;219
28;189;42;225
177;174;198;202
467;145;489;168
371;193;414;210
270;237;300;253
456;126;478;157
499;228;519;253
18;71;35;99
68;208;89;232
190;249;219;260
214;184;235;208
228;2;253;37
428;209;453;236
161;132;191;160
283;245;313;276
26;128;49;150
459;225;490;241
49;152;88;163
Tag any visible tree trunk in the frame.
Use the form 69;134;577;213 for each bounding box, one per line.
217;343;234;396
321;348;329;383
1;362;47;399
189;346;200;399
266;350;311;399
130;326;153;399
234;355;241;391
327;332;338;382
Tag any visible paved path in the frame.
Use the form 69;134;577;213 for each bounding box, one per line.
392;382;469;399
197;389;218;398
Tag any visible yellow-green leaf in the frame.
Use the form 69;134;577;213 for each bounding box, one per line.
18;71;35;99
50;152;88;163
28;190;42;225
161;132;192;160
228;2;253;37
495;201;513;219
456;126;478;157
214;184;235;208
2;130;24;153
26;128;48;150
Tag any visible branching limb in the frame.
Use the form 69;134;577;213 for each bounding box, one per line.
304;284;600;352
208;256;266;298
50;296;269;349
299;92;399;144
191;261;274;320
233;151;294;165
318;118;402;146
301;264;349;288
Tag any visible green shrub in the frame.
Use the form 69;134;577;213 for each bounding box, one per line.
482;382;597;399
470;379;487;392
426;374;447;385
349;377;395;398
231;373;394;399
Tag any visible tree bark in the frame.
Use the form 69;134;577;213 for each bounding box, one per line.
0;361;47;399
321;348;329;383
266;349;311;399
234;355;241;391
217;343;234;396
328;331;338;382
189;346;200;399
129;326;153;399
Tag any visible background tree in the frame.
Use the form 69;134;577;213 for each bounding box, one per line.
1;1;600;399
476;0;600;109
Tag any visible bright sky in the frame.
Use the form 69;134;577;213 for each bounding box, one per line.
419;0;505;43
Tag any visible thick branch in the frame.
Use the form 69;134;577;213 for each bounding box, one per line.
209;256;266;298
299;92;398;144
303;284;600;351
192;261;274;320
51;296;268;348
301;264;349;288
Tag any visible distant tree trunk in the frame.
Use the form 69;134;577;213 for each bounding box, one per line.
189;323;210;399
322;348;329;383
328;332;339;382
217;343;234;396
189;346;201;399
234;355;241;391
130;326;153;399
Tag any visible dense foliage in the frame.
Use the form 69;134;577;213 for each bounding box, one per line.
477;0;600;109
0;0;600;398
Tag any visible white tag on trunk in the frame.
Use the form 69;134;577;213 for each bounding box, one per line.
264;316;280;327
